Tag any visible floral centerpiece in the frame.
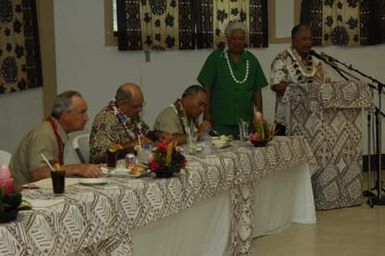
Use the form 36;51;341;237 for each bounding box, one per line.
148;141;187;178
248;111;275;147
0;165;24;223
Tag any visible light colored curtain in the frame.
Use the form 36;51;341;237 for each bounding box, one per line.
140;0;180;50
213;0;250;48
117;0;268;50
322;0;360;46
196;0;267;49
117;0;194;50
301;0;385;46
0;0;42;94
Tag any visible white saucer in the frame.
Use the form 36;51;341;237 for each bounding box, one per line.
79;178;108;185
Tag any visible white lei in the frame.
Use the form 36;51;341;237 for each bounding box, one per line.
287;48;317;78
170;102;196;136
224;51;249;84
109;99;143;140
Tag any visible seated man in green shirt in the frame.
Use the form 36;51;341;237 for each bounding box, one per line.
10;91;102;184
153;85;211;145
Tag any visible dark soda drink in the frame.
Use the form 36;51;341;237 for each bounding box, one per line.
106;149;118;167
50;170;65;194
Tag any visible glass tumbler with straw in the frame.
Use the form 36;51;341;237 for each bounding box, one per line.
40;154;65;194
51;164;65;194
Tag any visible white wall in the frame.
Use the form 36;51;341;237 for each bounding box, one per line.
0;88;43;152
1;0;384;154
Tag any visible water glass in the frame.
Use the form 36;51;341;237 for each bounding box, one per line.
239;122;249;141
187;134;198;154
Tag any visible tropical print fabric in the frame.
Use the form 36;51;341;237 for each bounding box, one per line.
0;0;42;94
117;0;268;50
301;0;385;46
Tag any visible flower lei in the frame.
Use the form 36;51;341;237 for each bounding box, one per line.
172;100;198;136
288;48;316;78
108;99;144;140
224;51;249;84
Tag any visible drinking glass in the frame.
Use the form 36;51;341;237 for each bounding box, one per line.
106;150;118;167
187;134;198;154
50;169;65;194
239;121;249;141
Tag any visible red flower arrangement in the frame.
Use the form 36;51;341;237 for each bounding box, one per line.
249;111;275;147
0;165;23;222
148;141;187;178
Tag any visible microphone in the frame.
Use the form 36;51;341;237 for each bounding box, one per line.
309;50;322;59
320;52;335;62
309;50;336;64
309;50;323;60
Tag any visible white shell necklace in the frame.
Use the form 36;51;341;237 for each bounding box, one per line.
224;51;249;84
287;48;316;78
170;101;196;135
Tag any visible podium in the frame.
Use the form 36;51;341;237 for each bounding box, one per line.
282;80;373;209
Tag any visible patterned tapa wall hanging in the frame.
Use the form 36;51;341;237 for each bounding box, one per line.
301;0;385;46
117;0;195;50
116;0;268;50
0;0;42;94
196;0;268;49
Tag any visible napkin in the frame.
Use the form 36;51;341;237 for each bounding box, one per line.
24;198;65;208
30;177;80;189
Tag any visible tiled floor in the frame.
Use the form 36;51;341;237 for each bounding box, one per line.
252;200;385;256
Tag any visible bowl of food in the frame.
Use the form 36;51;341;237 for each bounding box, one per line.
211;139;229;148
210;135;232;148
129;165;146;177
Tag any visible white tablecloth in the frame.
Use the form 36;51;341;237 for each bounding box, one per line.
131;163;316;256
252;163;316;237
0;136;316;256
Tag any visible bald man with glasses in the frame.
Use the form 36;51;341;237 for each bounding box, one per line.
89;82;169;163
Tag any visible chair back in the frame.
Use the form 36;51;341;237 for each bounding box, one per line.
0;150;12;165
72;134;90;163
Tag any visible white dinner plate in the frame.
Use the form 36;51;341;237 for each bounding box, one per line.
79;178;108;185
178;145;203;153
211;141;231;149
101;167;131;176
101;166;149;178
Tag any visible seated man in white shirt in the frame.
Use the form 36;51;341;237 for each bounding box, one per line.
10;91;102;184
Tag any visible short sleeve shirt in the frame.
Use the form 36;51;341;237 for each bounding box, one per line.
153;103;199;135
153;105;183;134
270;48;328;124
10;119;68;184
198;48;268;125
89;106;149;163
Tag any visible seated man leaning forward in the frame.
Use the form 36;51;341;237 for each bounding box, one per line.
89;82;168;163
153;85;211;145
10;90;102;184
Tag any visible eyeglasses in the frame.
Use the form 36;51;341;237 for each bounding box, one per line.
68;108;88;116
128;100;146;109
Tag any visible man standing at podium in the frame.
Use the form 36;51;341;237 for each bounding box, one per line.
270;24;329;135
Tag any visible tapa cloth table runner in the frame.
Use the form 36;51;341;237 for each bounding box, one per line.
0;137;315;255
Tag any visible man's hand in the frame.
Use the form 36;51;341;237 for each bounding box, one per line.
272;81;289;96
198;120;212;134
157;131;173;141
72;164;102;178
